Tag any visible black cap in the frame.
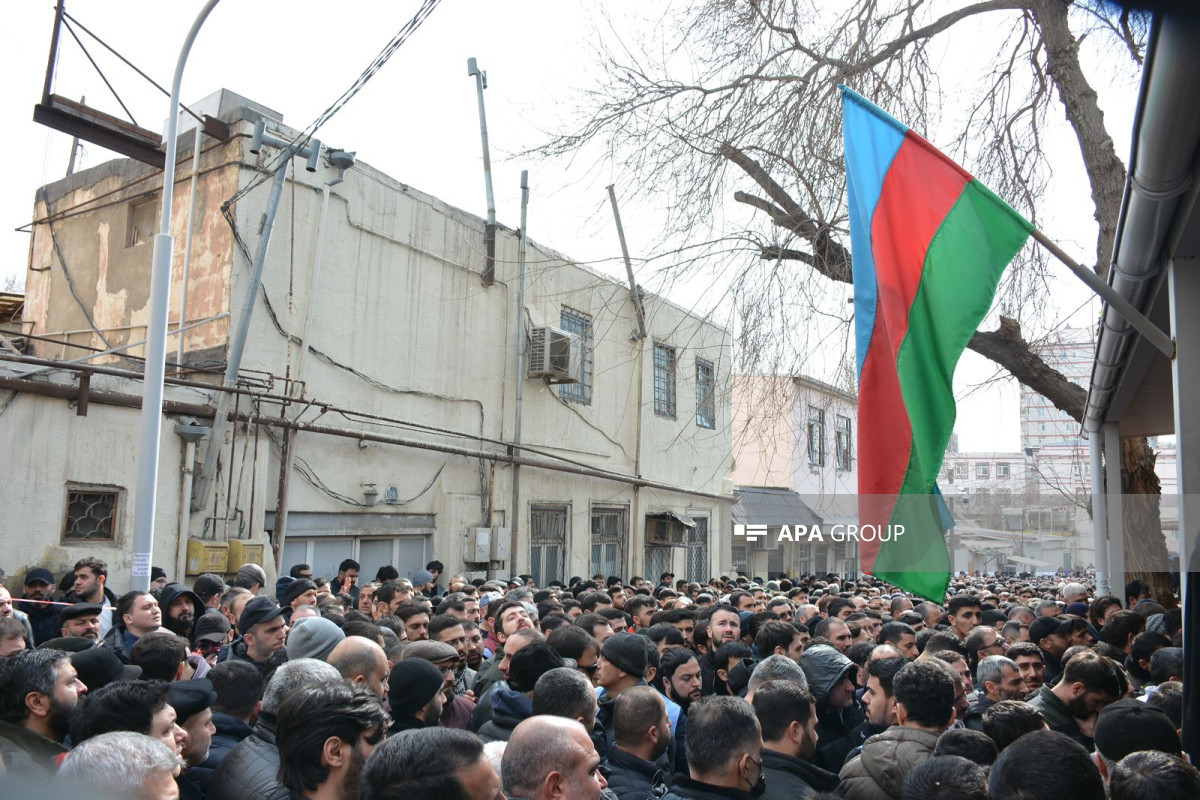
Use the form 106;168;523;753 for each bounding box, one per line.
193;610;232;643
1028;616;1072;646
24;568;55;586
71;646;142;690
238;596;287;633
285;578;318;605
57;602;103;626
600;632;649;677
168;679;217;724
38;636;96;653
1093;698;1180;761
193;573;227;599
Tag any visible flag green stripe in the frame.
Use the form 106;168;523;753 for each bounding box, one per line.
872;179;1032;598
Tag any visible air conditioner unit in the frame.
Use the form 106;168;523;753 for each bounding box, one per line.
527;326;580;384
646;515;688;547
760;532;780;551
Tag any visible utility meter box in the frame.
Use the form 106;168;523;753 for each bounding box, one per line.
227;540;264;569
469;528;491;562
186;539;229;576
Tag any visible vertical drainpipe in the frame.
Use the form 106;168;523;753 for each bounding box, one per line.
510;170;529;577
177;125;203;370
468;58;496;286
1088;421;1110;597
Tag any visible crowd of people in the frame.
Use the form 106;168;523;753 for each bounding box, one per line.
0;555;1193;800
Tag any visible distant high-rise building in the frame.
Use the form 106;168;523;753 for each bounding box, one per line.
1019;326;1094;500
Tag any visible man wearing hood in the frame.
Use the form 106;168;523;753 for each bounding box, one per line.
386;657;446;733
753;679;839;799
161;583;206;640
837;660;957;800
478;643;564;743
800;644;865;773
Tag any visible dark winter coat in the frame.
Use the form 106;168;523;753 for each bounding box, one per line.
185;712;255;794
206;712;289;800
477;689;532;743
659;775;759;800
760;747;839;800
800;645;865;774
604;745;665;800
14;598;58;645
836;726;939;800
962;691;995;731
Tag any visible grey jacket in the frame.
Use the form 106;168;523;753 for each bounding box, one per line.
837;726;939;800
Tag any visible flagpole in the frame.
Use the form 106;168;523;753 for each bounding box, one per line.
1029;228;1174;359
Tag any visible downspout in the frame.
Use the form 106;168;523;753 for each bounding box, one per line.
1087;421;1110;597
273;150;354;571
509;170;529;577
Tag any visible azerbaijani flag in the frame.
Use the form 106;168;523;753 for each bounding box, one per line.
842;86;1032;601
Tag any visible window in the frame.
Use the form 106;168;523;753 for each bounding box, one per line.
976;464;990;478
590;506;627;579
530;505;568;588
807;406;826;466
63;487;120;541
686;517;709;583
695;359;715;429
835;415;853;470
653;343;676;418
996;462;1010;478
127;197;157;247
954;463;968;478
559;308;593;405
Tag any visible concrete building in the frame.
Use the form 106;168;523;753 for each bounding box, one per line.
1;90;732;592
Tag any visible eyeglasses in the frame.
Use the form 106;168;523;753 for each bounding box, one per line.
578;662;599;675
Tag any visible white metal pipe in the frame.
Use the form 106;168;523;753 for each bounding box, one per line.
131;0;220;591
1088;422;1110;597
509;169;529;577
177;125;203;369
1103;422;1126;593
177;439;196;581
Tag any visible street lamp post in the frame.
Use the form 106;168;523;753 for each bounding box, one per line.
129;0;221;591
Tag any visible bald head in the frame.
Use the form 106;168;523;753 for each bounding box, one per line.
328;635;390;699
502;716;603;799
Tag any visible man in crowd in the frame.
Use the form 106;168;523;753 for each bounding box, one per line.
963;655;1028;730
605;686;671;799
662;696;763;800
208;658;342;800
160;583;206;641
170;679;219;800
193;574;227;610
0;648;87;779
225;596;289;674
431;613;477;696
1028;616;1072;684
1027;651;1121;747
755;620;805;664
275;682;388;800
857;656;906;750
54;731;184;800
66;558;118;635
800;644;864;773
330;559;360;597
754;679;839;799
879;622;918;660
1006;641;1046;694
103;590;162;661
946;596;983;641
328;635;390;699
189;661;264;792
360;728;502;800
59;602;104;641
839;659;958;800
388;657;448;732
502;715;608;800
16;568;59;645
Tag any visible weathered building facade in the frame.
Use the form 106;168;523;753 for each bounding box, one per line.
2;91;733;591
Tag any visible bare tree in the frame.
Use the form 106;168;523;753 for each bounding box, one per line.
535;0;1172;601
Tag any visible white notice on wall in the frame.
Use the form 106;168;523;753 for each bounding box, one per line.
132;552;151;577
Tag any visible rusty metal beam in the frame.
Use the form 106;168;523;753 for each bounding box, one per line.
0;374;215;418
34;95;164;168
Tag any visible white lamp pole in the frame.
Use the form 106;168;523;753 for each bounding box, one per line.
130;0;221;591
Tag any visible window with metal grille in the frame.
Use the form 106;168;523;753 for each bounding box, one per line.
559;308;593;405
653;343;676;418
590;506;627;579
835;414;852;470
644;546;672;585
731;541;747;574
695;359;715;429
530;505;568;588
63;488;119;541
686;517;709;583
807;406;826;466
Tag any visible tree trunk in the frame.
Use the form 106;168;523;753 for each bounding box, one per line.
1121;437;1176;608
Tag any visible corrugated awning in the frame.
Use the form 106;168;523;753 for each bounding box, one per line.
732;487;823;527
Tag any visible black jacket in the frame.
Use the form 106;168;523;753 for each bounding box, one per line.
477;689;532;743
206;712;288;800
605;746;665;800
660;775;759;800
962;691;995;732
760;748;839;800
14;599;58;645
186;712;255;794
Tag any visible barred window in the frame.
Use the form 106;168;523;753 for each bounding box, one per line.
695;359;715;429
63;488;119;541
653;343;676;418
559;308;593;405
807;406;826;467
835;414;852;470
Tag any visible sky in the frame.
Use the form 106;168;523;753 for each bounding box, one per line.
1;0;1143;453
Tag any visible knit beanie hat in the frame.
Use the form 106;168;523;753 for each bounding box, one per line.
1093;698;1180;761
286;617;345;662
285;579;318;606
275;576;295;606
388;658;446;717
600;632;648;678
